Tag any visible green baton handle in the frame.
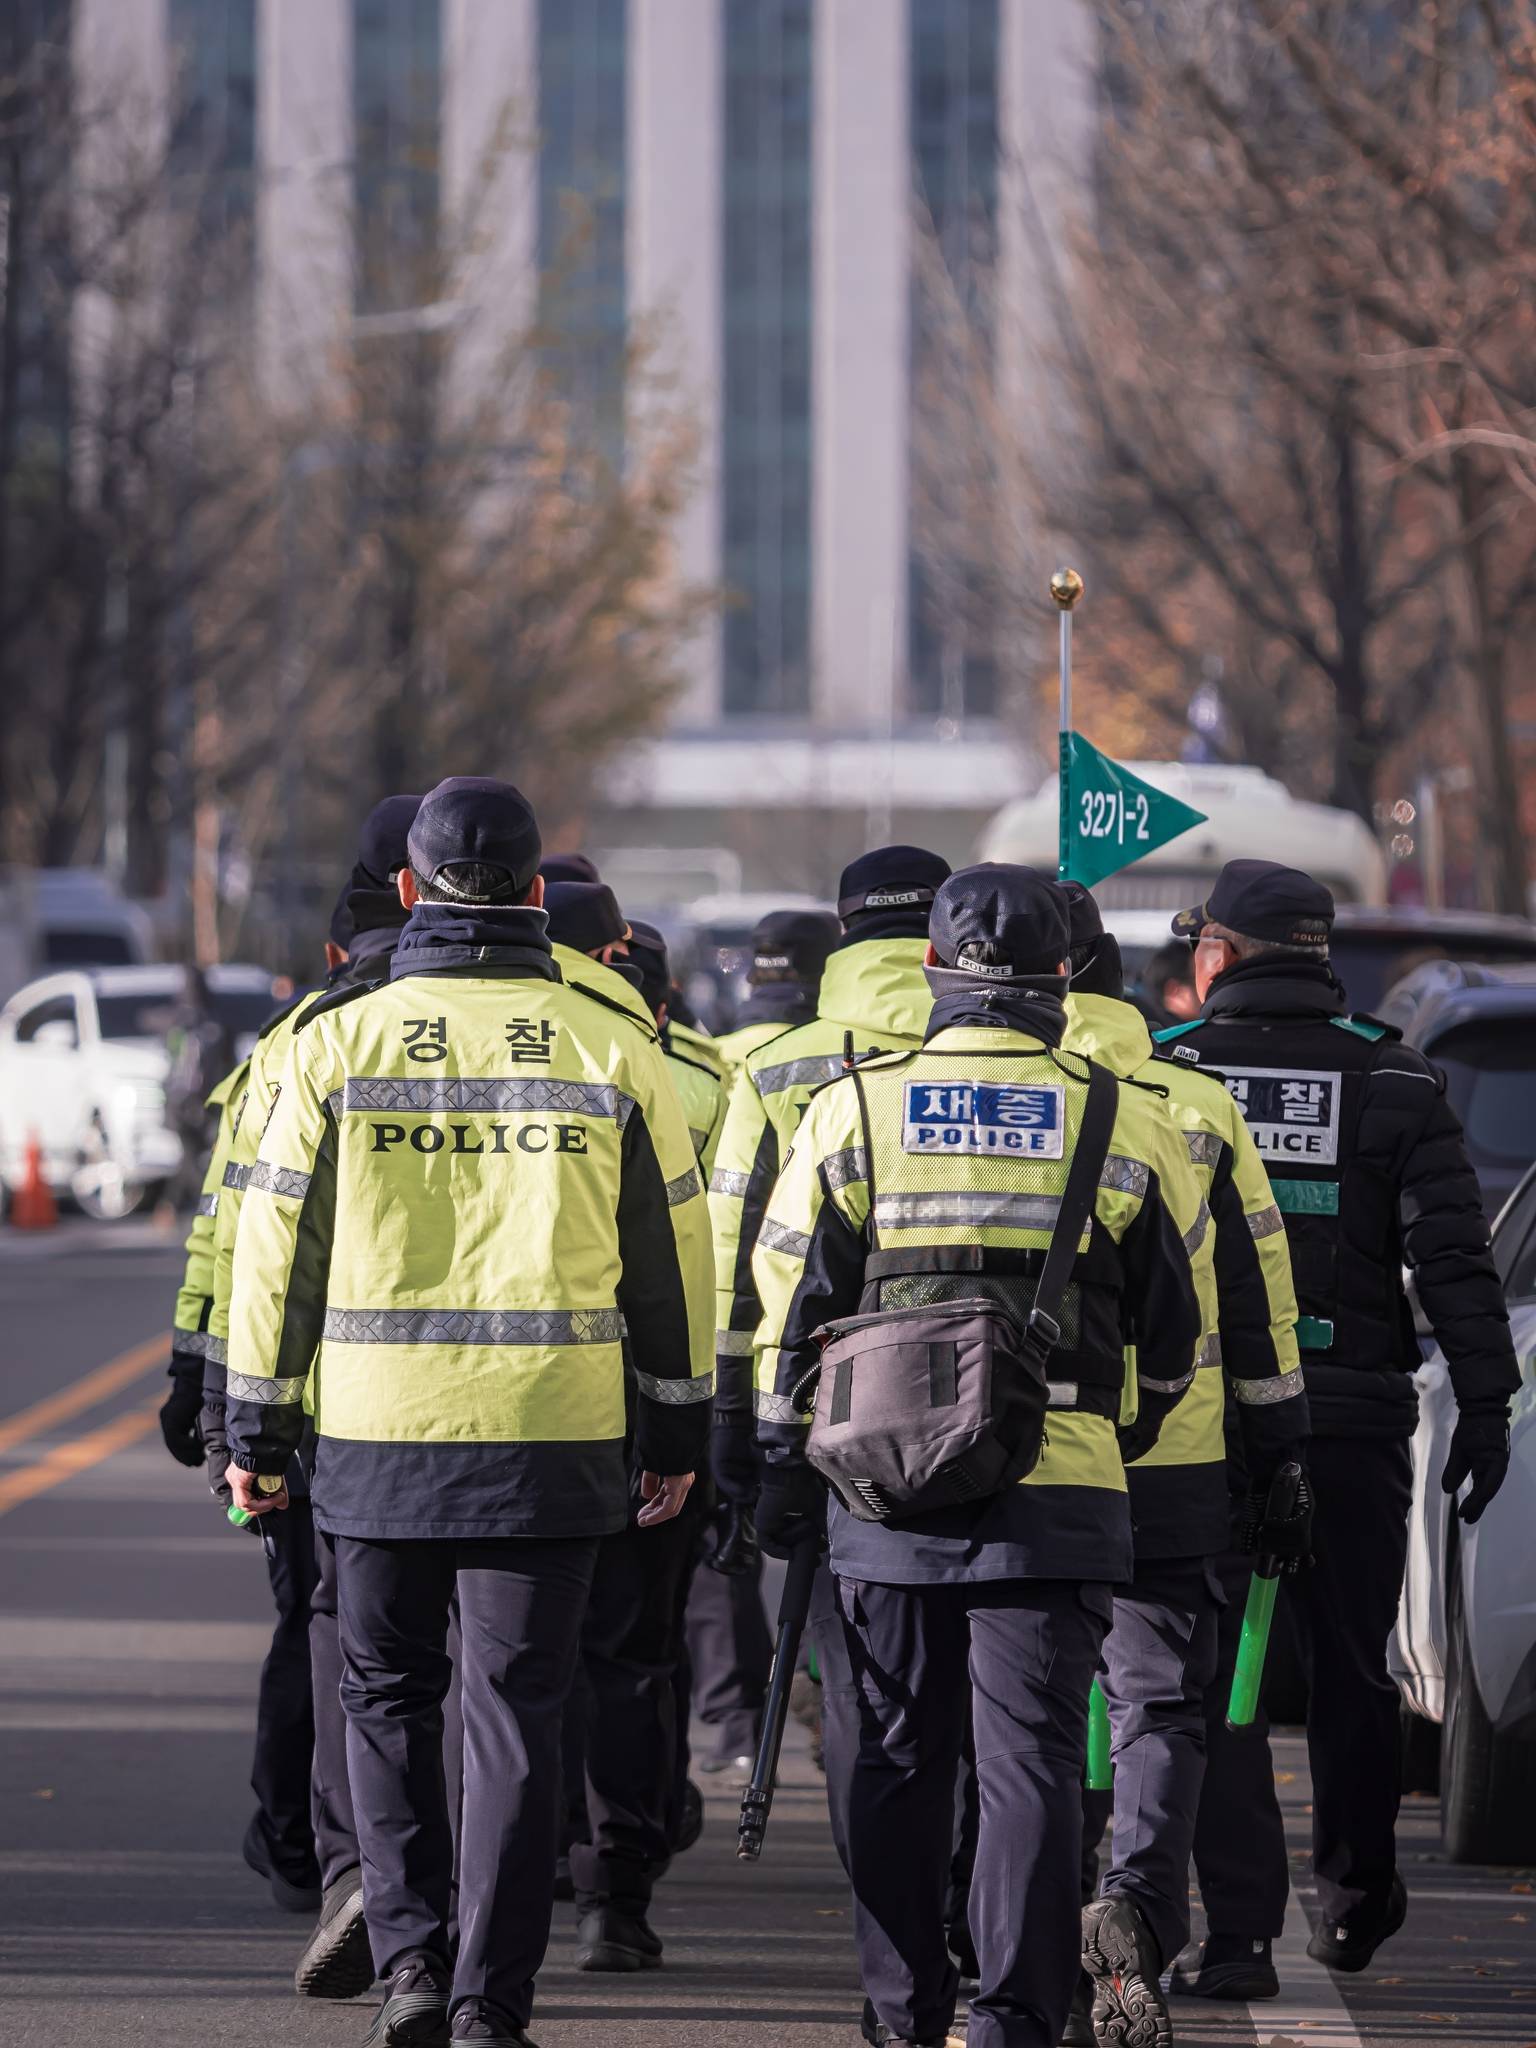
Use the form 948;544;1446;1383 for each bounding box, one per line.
1086;1679;1112;1790
1226;1570;1279;1731
228;1472;285;1529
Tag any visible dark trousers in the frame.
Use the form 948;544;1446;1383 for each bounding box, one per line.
310;1528;361;1890
1087;1555;1222;1967
251;1497;320;1884
837;1575;1111;2048
336;1534;597;2030
684;1541;772;1759
1190;1547;1289;1940
1194;1435;1413;1931
807;1562;854;1874
569;1499;702;1914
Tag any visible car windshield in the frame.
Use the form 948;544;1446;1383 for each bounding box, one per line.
1431;1025;1536;1187
93;987;276;1042
1333;930;1536;1013
43;928;136;966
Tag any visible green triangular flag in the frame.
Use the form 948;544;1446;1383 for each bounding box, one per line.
1059;733;1208;889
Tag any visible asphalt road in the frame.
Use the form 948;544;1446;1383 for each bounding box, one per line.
1;1217;1533;2048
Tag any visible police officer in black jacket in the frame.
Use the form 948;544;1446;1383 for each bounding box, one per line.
1159;860;1518;1981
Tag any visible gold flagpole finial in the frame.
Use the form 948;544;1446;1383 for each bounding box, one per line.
1049;567;1085;613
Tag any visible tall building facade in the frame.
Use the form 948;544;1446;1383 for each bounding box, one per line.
72;0;1093;891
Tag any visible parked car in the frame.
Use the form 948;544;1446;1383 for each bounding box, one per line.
0;868;156;1006
0;964;279;1219
1332;907;1536;1017
1377;959;1536;1220
1391;1160;1536;1862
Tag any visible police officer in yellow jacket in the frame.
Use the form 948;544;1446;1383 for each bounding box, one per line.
1061;886;1309;2042
752;865;1202;2048
714;909;840;1075
226;779;713;2048
710;847;950;1506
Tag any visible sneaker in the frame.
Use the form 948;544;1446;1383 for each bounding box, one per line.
449;1999;539;2045
1059;1971;1095;2044
1169;1934;1278;2001
1306;1871;1407;1974
362;1952;451;2048
242;1816;322;1915
1081;1897;1171;2048
574;1906;663;1973
295;1865;374;1999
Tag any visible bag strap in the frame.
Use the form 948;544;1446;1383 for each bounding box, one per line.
1022;1060;1118;1369
844;1030;880;1252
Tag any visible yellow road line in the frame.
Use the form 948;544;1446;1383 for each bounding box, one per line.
0;1400;160;1519
0;1331;170;1457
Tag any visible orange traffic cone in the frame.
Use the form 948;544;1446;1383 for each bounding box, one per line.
11;1132;58;1230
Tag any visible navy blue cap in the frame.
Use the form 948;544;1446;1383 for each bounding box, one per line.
750;909;840;984
626;919;671;1014
406;777;541;900
837;845;952;925
543;880;631;957
1172;859;1334;947
540;852;602;885
357;795;423;888
930;864;1071;979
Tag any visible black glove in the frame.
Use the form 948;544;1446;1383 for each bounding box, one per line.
709;1413;760;1507
707;1501;761;1578
1239;1462;1313;1572
158;1365;206;1468
756;1461;824;1559
1441;1408;1511;1525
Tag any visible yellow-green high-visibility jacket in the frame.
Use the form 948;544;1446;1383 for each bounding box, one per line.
752;1021;1204;1583
551;944;659;1039
225;950;713;1541
1064;993;1307;1556
714;1006;809;1079
666;1033;727;1175
709;937;932;1424
173;1062;247;1352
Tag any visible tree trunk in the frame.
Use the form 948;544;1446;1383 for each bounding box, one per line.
1456;460;1529;914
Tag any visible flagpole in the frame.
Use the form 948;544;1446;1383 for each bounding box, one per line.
1050;567;1084;880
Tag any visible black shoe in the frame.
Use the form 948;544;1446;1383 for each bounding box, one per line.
1081;1897;1171;2048
363;1952;451;2047
242;1817;323;1914
1060;1971;1095;2044
574;1906;663;1973
859;1996;953;2046
295;1865;374;2000
449;1999;539;2045
1169;1934;1278;2001
673;1777;705;1855
1307;1872;1407;1974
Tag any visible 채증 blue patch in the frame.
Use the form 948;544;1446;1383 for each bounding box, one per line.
902;1081;1066;1157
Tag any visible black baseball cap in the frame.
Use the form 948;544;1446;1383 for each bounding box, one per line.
1172;859;1334;948
837;845;952;925
930;864;1071;980
543;880;631;957
357;794;423;888
540;852;602;886
750;909;840;985
406;777;541;901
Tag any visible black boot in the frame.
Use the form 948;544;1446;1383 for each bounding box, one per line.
449;1998;539;2045
295;1865;374;2000
574;1905;663;1973
362;1951;451;2048
1169;1933;1278;2001
1081;1897;1171;2048
1306;1871;1407;1974
242;1814;322;1914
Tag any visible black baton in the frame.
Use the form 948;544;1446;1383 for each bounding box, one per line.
737;1538;819;1860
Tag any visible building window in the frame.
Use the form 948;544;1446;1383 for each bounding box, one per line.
908;0;1000;722
166;0;257;246
721;0;813;719
537;0;627;461
353;0;442;315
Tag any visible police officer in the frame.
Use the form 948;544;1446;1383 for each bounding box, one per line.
1061;885;1309;2043
715;908;841;1073
545;906;718;1975
225;778;714;2048
630;920;728;1170
208;794;422;1996
1161;860;1518;1977
752;864;1203;2048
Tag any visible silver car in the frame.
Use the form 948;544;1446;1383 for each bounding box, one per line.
1392;1162;1536;1862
